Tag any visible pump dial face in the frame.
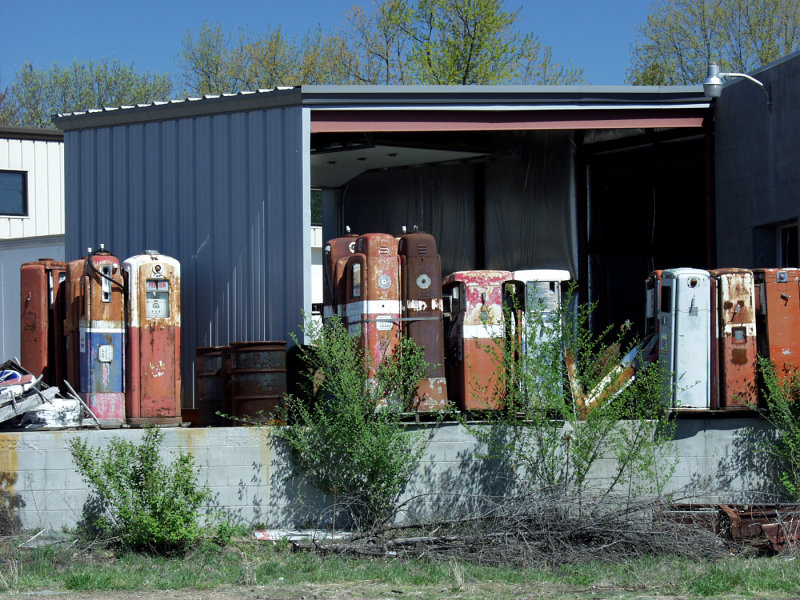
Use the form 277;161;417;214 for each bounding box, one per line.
377;274;392;290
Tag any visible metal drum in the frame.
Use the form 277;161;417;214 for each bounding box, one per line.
230;341;287;422
221;346;233;424
195;346;224;426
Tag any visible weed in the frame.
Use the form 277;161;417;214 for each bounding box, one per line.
274;315;431;529
69;427;212;553
468;282;676;506
757;356;800;499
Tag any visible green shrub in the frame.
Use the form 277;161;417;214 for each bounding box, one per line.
757;355;800;499
69;428;211;553
275;315;431;529
469;283;676;505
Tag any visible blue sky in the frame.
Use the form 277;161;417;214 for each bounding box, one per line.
1;0;652;92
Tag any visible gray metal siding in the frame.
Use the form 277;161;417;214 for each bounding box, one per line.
715;53;800;267
64;106;308;405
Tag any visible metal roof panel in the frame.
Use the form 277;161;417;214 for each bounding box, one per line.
52;84;708;131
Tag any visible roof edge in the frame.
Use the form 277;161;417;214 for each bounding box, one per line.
53;87;303;131
298;84;708;106
0;126;63;142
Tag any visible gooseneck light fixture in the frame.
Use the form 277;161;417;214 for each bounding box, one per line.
703;63;771;108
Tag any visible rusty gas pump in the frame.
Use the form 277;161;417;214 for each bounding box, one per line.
442;270;511;412
398;228;447;411
343;233;402;398
323;226;358;325
20;258;66;386
78;246;126;427
123;250;182;425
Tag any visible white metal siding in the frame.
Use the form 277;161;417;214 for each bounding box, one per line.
0;137;64;239
64;106;309;405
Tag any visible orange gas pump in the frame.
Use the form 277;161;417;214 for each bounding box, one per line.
754;268;800;385
64;257;86;392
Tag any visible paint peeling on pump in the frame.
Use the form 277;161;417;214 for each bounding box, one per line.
149;360;166;377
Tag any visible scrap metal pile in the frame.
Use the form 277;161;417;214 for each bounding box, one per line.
0;358;84;429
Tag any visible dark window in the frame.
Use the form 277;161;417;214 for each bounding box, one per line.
0;171;27;216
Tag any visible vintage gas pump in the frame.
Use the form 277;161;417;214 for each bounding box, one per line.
753;268;800;386
398;229;447;411
443;270;511;412
659;268;712;409
642;270;667;364
510;269;570;353
79;247;126;427
322;227;358;325
343;233;402;391
64;257;86;391
710;268;757;409
123;251;182;425
20;259;66;386
507;269;570;406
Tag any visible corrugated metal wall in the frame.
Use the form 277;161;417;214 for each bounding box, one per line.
0;137;64;239
64;106;310;405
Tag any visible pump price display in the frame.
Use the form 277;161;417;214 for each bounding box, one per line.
145;279;170;319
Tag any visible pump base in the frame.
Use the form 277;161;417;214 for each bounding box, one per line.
126;416;184;427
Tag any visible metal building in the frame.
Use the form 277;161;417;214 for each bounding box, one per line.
712;51;800;269
53;85;713;405
0;126;65;359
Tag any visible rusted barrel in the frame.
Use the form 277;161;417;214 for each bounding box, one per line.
195;346;224;426
221;346;233;424
230;341;287;422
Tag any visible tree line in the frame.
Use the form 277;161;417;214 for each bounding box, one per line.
1;0;798;129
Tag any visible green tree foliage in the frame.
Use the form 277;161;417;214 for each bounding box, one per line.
179;1;582;93
345;0;415;84
0;59;172;129
275;315;431;529
69;428;211;554
404;0;581;84
177;21;355;95
628;0;800;85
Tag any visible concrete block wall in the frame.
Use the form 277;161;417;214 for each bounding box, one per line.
0;418;782;532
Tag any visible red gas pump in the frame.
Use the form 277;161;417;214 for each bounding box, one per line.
123;251;182;425
443;270;511;411
710;268;757;409
323;227;358;324
343;233;402;395
20;259;66;386
398;230;447;411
